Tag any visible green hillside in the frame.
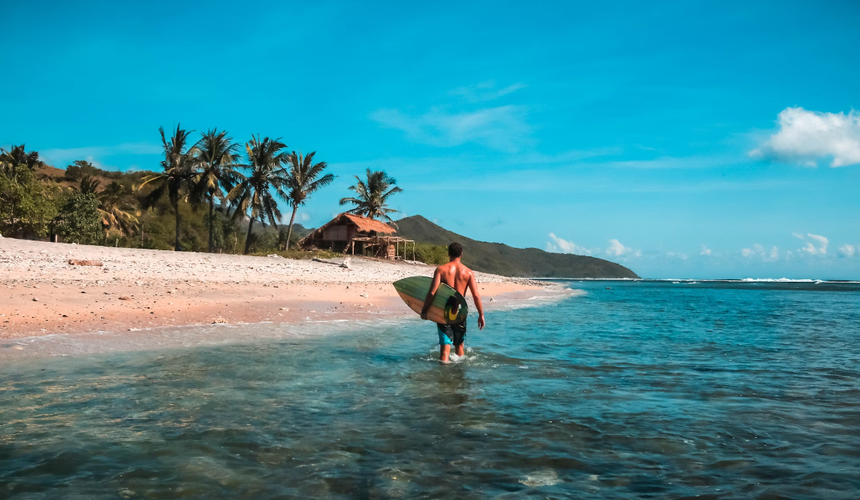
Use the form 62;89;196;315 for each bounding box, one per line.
395;215;639;279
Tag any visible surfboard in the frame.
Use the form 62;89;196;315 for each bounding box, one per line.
393;276;468;325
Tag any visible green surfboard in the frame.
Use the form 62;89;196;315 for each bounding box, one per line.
393;276;468;325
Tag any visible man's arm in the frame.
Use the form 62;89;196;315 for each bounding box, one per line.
467;272;485;330
420;268;442;320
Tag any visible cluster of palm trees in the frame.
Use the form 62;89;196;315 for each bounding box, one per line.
2;130;405;253
141;125;336;254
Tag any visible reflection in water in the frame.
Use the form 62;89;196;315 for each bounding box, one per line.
1;281;859;498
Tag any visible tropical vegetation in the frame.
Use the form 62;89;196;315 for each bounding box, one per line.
191;129;241;253
227;136;289;255
0;130;417;260
282;151;335;250
339;169;402;224
141;125;198;251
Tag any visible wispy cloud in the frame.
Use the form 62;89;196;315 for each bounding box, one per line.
605;239;640;258
750;107;860;167
517;148;624;165
449;81;526;103
838;244;857;258
700;244;712;256
741;243;781;261
41;143;162;167
603;155;735;169
667;251;688;260
800;233;829;255
546;233;591;255
370;105;532;151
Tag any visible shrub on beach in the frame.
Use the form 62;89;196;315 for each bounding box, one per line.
401;243;448;265
56;191;102;245
0;166;61;238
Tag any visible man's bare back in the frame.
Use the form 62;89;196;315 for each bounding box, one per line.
420;242;485;362
435;260;474;296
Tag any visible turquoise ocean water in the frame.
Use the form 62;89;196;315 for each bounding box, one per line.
1;280;859;499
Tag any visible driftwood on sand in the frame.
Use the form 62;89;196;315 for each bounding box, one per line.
68;259;104;267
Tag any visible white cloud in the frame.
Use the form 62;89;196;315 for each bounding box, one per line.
282;212;312;225
449;81;526;103
605;239;641;258
838;244;857;258
546;233;591;255
41;143;162;167
769;246;780;260
667;251;688;260
741;243;781;261
700;244;712;256
750;107;860;167
801;233;829;255
370;105;531;151
792;232;806;240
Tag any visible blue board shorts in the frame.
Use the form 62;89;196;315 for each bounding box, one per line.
437;321;467;346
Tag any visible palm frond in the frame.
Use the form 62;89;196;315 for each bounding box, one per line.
339;169;402;220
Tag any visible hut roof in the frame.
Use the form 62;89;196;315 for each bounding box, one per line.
340;213;396;234
297;212;395;247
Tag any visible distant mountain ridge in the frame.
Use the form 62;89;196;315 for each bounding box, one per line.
395;215;639;279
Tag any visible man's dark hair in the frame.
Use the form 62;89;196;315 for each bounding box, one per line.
448;242;463;258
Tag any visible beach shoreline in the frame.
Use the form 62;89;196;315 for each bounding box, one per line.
1;238;560;357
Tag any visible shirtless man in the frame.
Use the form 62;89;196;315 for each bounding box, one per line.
420;242;485;362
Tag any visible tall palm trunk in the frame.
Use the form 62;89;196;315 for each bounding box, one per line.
285;206;298;251
244;217;254;255
208;193;215;253
173;202;183;251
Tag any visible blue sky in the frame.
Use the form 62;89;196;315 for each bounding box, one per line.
2;0;859;278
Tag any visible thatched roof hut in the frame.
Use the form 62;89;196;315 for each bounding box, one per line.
297;213;414;259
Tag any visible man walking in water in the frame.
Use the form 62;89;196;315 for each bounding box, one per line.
420;242;485;362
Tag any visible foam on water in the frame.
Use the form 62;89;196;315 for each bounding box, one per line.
544;277;860;284
520;469;562;487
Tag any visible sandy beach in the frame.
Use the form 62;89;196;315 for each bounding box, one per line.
0;238;549;344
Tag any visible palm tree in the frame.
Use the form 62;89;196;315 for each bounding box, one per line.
339;169;403;224
191;129;240;253
78;174;101;195
281;151;335;250
140;125;198;251
76;175;138;240
0;144;42;179
98;181;139;239
227;135;289;255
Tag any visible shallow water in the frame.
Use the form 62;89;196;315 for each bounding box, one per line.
1;281;859;499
